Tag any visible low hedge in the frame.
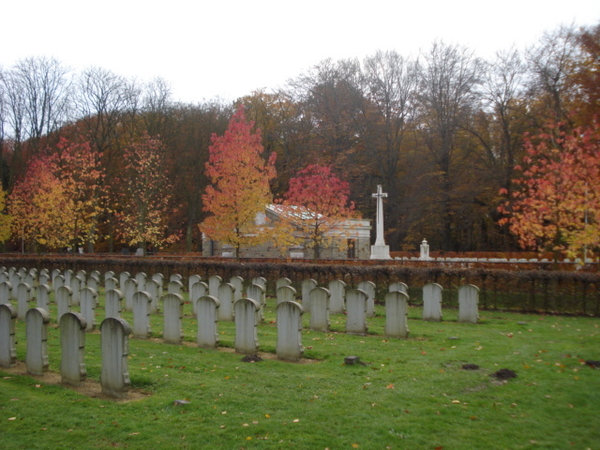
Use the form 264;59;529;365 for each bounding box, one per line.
2;255;599;316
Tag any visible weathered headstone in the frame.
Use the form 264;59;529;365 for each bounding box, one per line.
0;281;13;305
70;274;84;306
60;312;87;385
276;285;297;305
251;277;267;292
0;304;17;367
385;291;409;338
208;275;222;298
234;298;260;354
188;274;202;294
167;279;184;296
119;271;131;292
26;307;50;375
163;293;184;344
276;301;304;361
145;279;161;313
276;277;292;290
169;273;182;283
217;283;234;321
151;273;164;298
197;295;220;348
422;283;443;321
56;285;73;323
458;284;479;324
53;274;65;291
80;287;98;332
328;280;346;314
389;282;408;294
16;282;33;321
123;278;138;311
132;291;152;339
346;289;368;335
309;287;330;332
191;281;208;317
105;276;118;293
36;284;51;312
357;280;376;317
246;284;266;321
100;317;131;398
229;276;244;303
135;272;147;292
105;289;123;319
301;279;318;313
104;270;115;282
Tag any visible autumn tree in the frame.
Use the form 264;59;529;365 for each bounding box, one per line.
200;105;276;259
8;154;72;252
498;121;600;259
0;188;12;248
277;164;356;260
54;137;106;251
116;133;178;255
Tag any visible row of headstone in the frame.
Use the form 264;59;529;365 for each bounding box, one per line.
0;304;131;398
0;267;480;326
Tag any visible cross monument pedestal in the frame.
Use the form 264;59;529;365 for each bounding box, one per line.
370;185;391;260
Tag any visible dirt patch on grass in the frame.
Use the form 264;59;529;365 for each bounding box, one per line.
1;362;149;402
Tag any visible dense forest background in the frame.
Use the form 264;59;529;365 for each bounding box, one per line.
0;23;598;254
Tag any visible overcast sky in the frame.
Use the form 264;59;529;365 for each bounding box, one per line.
3;0;599;104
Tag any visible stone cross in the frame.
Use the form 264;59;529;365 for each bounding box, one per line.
372;185;387;246
370;185;391;259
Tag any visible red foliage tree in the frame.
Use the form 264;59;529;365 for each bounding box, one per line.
498;120;600;260
200;105;277;259
277;164;356;260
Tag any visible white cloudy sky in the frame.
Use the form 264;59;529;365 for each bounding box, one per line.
3;0;599;104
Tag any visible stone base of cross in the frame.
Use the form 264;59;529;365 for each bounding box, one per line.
370;244;391;260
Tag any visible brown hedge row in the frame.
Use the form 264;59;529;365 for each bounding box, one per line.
2;255;599;316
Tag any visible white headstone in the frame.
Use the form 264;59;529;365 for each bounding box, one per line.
163;293;184;344
0;304;17;367
234;298;260;354
389;282;408;294
191;281;209;317
197;295;220;348
0;281;12;305
346;289;368;335
60;312;87;385
105;289;123;319
217;283;235;321
276;301;304;361
357;281;376;317
328;280;346;314
229;276;244;303
458;284;479;324
26;307;50;375
16;282;33;321
56;285;73;323
80;287;98;332
123;278;138;311
384;291;409;338
132;291;151;338
276;285;297;305
36;284;51;312
208;275;222;298
100;317;131;398
145;279;161;314
301;279;318;313
422;283;443;321
309;287;330;332
246;284;266;321
188;274;202;294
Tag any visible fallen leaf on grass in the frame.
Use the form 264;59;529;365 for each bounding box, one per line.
386;384;395;389
8;417;16;421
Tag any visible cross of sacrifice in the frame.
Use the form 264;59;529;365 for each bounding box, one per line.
372;185;387;247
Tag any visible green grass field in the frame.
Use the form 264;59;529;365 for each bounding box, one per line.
1;296;599;449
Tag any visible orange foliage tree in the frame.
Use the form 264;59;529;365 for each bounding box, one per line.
116;133;178;255
276;164;356;260
8;154;72;251
200;105;277;259
498;121;600;259
55;137;106;250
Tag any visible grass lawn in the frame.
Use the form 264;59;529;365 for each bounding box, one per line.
1;295;599;450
